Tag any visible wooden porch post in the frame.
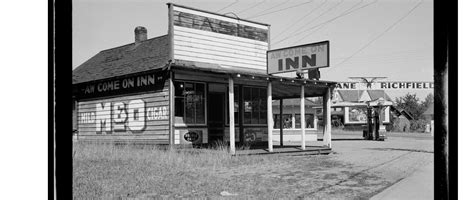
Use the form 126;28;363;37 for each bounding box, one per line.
301;84;306;150
323;87;332;148
169;71;175;146
280;99;283;147
229;76;235;155
267;81;273;152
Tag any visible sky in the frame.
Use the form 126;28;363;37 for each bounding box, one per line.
73;0;433;99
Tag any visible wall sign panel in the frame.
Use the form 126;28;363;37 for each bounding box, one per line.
77;83;170;143
74;70;169;100
170;4;269;72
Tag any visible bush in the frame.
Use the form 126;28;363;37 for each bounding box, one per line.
409;119;429;132
392;117;411;132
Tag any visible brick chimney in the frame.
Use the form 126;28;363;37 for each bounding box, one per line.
134;26;147;45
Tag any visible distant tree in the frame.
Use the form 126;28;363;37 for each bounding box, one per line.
421;93;434;111
395;93;424;120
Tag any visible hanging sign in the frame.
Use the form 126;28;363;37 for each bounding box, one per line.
267;41;329;74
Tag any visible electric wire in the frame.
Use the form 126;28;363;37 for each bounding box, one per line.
217;0;239;12
292;0;366;43
329;0;424;71
273;0;374;46
272;0;329;40
273;0;344;40
247;0;313;19
245;0;290;18
235;0;266;15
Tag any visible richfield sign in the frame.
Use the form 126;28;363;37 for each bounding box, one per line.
267;41;329;74
335;81;434;90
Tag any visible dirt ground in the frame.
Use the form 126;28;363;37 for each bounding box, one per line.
201;133;433;199
73;132;433;199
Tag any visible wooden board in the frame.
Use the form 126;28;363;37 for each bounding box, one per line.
76;84;170;143
171;5;269;72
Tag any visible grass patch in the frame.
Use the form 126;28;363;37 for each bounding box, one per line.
73;142;276;199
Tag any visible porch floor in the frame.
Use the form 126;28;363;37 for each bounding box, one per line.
235;145;332;156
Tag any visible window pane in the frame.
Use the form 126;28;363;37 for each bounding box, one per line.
195;83;205;124
282;114;292;129
259;88;267;124
175;81;184;97
185;94;195;124
235;86;239;124
295;114;301;128
226;86;239;124
273;114;280;129
306;114;314;128
243;87;252;124
251;88;259;124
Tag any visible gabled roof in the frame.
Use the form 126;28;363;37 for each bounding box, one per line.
367;90;392;101
391;107;414;120
336;90;392;102
73;35;170;84
337;90;365;102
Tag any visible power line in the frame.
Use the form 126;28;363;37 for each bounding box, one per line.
247;0;313;19
273;0;374;46
274;0;346;42
245;0;290;18
293;0;365;43
236;0;266;15
217;0;239;13
272;0;329;40
330;0;424;71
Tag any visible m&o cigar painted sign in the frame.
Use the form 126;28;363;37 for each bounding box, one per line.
75;70;168;99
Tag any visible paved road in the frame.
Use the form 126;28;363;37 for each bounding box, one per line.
370;163;433;200
330;133;433;199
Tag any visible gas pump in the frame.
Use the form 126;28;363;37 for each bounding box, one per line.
364;106;374;140
363;99;387;141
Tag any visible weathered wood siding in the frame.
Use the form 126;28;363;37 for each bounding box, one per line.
171;5;269;71
76;80;170;143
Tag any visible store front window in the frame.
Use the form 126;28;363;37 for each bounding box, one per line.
295;114;315;128
226;86;239;124
175;81;206;124
273;114;293;129
243;87;267;125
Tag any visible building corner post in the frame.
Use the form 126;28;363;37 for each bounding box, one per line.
229;76;236;155
301;84;306;150
323;86;333;148
267;81;273;152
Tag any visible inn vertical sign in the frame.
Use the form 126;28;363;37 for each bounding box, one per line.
267;41;329;74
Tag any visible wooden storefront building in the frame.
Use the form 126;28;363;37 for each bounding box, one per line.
73;3;337;154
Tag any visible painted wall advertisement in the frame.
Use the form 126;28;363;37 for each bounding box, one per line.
74;70;168;99
78;98;169;134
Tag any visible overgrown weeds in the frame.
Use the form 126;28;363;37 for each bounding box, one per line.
73;142;275;199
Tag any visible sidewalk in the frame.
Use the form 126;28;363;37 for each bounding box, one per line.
370;163;433;200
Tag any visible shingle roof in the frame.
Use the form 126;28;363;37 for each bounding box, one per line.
73;35;170;84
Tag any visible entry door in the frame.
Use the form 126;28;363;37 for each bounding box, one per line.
208;92;225;143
